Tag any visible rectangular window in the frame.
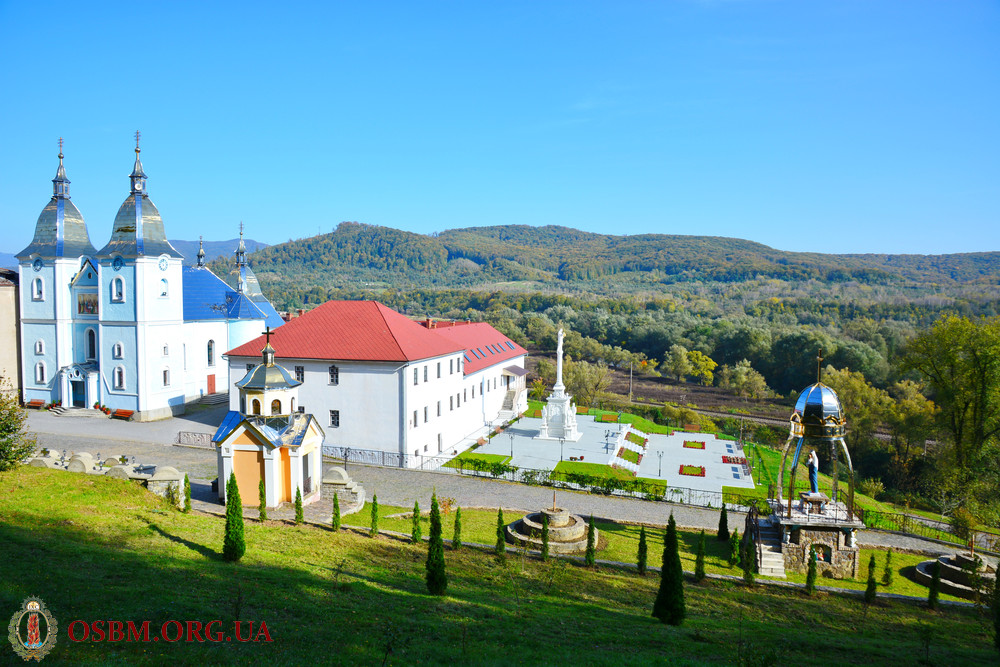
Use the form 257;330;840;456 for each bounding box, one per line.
437;401;441;417
456;393;460;407
163;369;170;387
450;359;454;374
295;366;305;382
472;385;475;399
247;363;254;371
414;368;418;385
463;389;467;402
424;366;428;383
450;396;454;411
413;410;418;427
328;365;339;385
424;406;428;423
437;362;441;378
437;434;442;453
330;410;340;427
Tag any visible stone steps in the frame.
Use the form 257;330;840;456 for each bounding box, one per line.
755;522;786;578
50;407;107;418
200;392;229;405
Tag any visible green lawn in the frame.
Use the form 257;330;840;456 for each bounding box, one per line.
441;452;512;469
618;448;640;465
1;467;991;665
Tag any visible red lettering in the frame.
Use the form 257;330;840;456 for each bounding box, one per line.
161;620;183;642
91;620;106;643
204;620;223;642
108;621;124;642
234;621;253;642
185;621;204;642
127;621;150;642
68;620;89;642
254;621;272;643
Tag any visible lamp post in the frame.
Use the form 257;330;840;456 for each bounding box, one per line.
509;432;514;461
560;438;565;462
657;450;664;478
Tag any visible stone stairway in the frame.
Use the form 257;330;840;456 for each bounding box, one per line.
756;519;786;578
200;392;229;406
50;407;107;418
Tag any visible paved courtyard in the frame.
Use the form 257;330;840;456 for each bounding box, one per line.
463;414;755;493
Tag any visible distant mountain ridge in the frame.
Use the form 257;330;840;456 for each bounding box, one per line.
0;239;268;270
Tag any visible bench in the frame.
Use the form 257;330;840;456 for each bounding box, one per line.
112;409;134;421
25;399;45;409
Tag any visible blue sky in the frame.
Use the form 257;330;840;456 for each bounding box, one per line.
2;1;998;256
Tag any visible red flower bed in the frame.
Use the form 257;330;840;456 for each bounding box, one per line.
679;465;705;477
722;456;747;465
683;441;706;450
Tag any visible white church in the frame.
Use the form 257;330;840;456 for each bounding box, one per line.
225;300;529;467
17;139;282;420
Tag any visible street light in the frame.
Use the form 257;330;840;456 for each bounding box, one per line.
509;432;514;461
559;438;565;462
657;450;664;478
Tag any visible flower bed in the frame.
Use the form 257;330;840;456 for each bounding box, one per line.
679;465;705;477
683;441;706;450
722;456;747;465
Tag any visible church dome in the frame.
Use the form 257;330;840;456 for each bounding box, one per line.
791;382;846;438
16;146;97;259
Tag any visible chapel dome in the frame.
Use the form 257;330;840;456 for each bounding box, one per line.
791;382;846;438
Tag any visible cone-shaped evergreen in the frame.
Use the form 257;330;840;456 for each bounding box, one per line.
694;530;706;582
258;479;267;522
331;494;341;531
928;560;941;609
294;487;304;525
222;472;245;562
806;546;817;595
412;501;422;543
865;553;877;604
425;493;447;595
370;494;379;538
183;474;191;513
495;508;506;560
882;548;894;587
992;571;1000;651
637;526;647;575
585;515;596;567
728;528;739;567
741;535;754;586
541;512;550;562
717;505;730;541
652;514;685;625
452;507;462;550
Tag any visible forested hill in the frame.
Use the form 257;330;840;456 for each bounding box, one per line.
208;222;1000;309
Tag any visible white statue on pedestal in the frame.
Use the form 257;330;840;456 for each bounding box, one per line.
535;328;582;442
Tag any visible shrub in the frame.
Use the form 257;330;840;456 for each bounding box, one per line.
412;501;422;543
951;507;975;541
258;479;267;522
882;548;893;587
741;534;754;586
652;515;685;625
495;508;506;560
717;505;730;541
928;561;941;610
806;547;817;595
425;493;447;595
637;526;647;575
694;530;706;582
865;554;877;605
992;572;1000;652
331;494;341;531
585;516;596;567
541;512;550;562
858;477;885;500
452;507;462;550
182;474;191;513
294;487;304;525
728;528;740;567
370;495;379;538
222;472;245;562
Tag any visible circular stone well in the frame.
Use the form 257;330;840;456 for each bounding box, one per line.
506;509;598;555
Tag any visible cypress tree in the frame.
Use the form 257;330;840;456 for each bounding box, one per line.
652;514;685;625
412;501;422;543
370;494;379;538
585;515;596;567
865;553;877;604
452;507;462;550
541;512;550;562
495;508;506;560
331;493;341;531
992;570;1000;651
717;505;730;541
694;530;706;582
741;535;754;586
806;546;817;595
183;474;191;513
426;493;447;595
882;548;894;587
928;560;941;610
294;487;304;525
257;479;267;522
222;472;245;562
637;526;648;575
728;528;740;567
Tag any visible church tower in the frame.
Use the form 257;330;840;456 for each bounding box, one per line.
16;140;98;407
95;134;185;419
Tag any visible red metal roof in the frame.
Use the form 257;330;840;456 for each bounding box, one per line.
226;301;465;362
424;321;527;375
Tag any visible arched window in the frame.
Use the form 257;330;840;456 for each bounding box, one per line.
207;340;215;367
112;277;125;302
291;397;296;412
34;339;44;355
32;278;44;301
159;279;168;297
114;366;125;390
162;344;169;357
113;342;123;359
86;329;97;360
252;399;261;415
35;362;46;384
271;399;281;414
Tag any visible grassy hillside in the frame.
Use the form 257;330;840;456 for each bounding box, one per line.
0;467;993;665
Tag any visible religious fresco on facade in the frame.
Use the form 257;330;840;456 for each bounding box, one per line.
76;292;99;315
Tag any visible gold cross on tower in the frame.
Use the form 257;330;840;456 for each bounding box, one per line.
816;349;824;382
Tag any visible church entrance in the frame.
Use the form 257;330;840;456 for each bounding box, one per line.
71;380;86;408
207;374;216;394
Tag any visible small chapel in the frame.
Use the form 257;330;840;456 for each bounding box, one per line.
212;332;324;508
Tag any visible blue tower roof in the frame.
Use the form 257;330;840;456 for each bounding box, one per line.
17;147;97;259
182;266;266;322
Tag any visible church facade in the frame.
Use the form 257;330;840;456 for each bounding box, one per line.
225;301;529;467
17;140;282;420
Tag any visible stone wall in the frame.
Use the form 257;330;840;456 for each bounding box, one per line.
783;526;859;579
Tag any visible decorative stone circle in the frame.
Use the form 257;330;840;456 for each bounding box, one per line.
506;508;598;554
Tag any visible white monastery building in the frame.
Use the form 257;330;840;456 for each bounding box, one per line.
17;139;282;420
225;301;529;467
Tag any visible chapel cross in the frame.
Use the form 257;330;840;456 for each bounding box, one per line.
262;326;273;346
816;349;824;382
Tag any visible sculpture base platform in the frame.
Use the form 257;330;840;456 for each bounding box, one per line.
770;499;864;579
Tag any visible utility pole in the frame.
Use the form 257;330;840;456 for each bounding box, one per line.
628;361;633;403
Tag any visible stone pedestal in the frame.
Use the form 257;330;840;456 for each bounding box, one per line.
535;391;581;442
774;501;864;579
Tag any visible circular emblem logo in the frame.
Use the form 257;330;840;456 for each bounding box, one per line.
158;258;168;271
32;259;43;272
112;256;124;271
8;597;57;661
